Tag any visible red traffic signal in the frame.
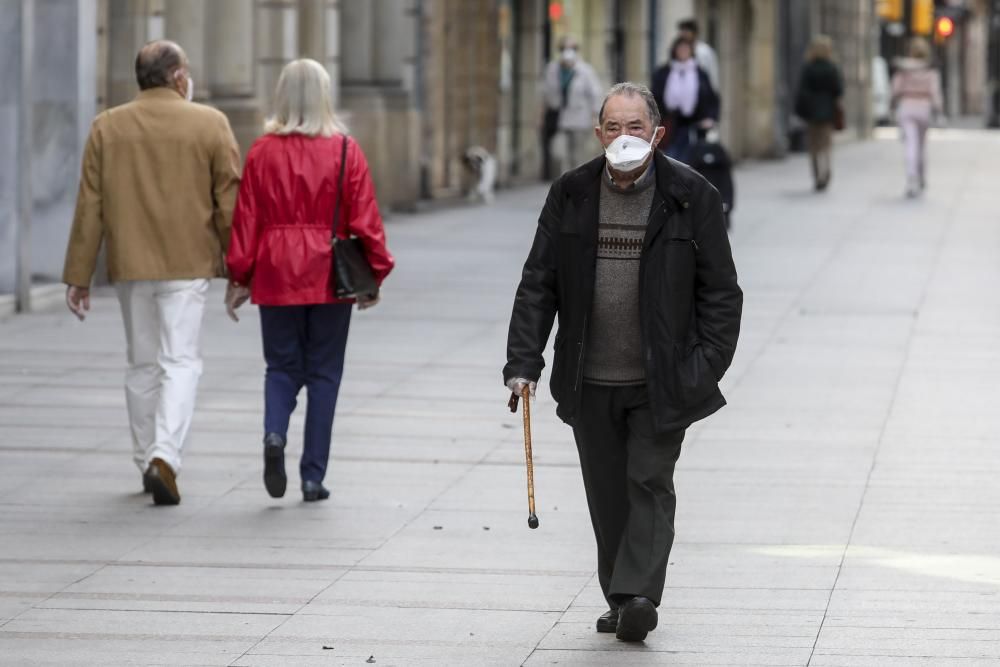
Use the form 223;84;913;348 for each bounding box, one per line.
936;16;955;39
548;2;563;21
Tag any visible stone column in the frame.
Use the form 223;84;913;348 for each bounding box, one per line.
164;0;206;99
743;0;782;158
207;0;255;98
299;0;341;105
373;0;408;84
106;0;152;106
339;0;374;84
710;0;751;158
255;0;298;118
339;0;421;210
207;0;259;152
658;0;695;60
621;0;651;81
512;0;545;181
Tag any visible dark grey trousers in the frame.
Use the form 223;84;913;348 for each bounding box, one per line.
572;383;685;607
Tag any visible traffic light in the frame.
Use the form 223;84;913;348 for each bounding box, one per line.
935;15;955;43
548;2;563;22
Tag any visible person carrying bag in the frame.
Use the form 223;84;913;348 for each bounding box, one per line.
225;59;394;502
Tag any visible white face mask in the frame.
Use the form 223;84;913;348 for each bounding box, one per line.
185;76;194;102
604;133;654;172
561;48;577;64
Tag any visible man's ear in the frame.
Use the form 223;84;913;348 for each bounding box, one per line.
652;125;665;147
593;125;602;143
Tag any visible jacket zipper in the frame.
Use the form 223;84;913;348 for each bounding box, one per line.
574;313;588;393
638;202;666;390
671;237;699;252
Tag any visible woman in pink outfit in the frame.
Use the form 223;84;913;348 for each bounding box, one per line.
892;38;943;198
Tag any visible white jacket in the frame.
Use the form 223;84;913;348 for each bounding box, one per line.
695;41;720;93
541;60;604;131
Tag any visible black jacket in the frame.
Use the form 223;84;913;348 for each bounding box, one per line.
651;64;720;128
504;151;742;433
795;58;844;124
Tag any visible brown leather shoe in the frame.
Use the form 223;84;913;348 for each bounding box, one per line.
145;458;180;505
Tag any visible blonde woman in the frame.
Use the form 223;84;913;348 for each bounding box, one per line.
226;59;395;501
794;35;844;191
892;38;943;197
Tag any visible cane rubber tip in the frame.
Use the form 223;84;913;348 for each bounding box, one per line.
528;515;539;529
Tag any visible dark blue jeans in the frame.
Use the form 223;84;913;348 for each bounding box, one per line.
259;303;352;483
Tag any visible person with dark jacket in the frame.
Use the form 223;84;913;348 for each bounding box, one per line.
794;35;844;191
226;59;394;502
651;36;720;163
504;82;742;643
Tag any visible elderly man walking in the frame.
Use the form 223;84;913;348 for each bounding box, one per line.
504;82;742;642
62;41;241;505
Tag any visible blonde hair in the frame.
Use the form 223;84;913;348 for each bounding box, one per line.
908;37;931;60
806;35;834;62
265;59;346;137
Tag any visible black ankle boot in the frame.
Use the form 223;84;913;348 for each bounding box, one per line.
301;480;330;501
263;433;287;498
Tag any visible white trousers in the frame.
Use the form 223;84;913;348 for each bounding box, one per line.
115;279;210;475
899;109;930;189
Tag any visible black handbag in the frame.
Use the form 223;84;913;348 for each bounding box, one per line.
330;137;377;299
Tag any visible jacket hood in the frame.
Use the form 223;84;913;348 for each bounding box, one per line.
895;57;931;71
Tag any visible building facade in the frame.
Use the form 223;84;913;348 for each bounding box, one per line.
0;0;898;310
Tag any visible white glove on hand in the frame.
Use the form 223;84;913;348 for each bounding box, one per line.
506;377;537;398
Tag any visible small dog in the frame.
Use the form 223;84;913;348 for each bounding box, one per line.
462;145;497;204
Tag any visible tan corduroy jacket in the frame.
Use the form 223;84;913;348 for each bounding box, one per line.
63;87;241;287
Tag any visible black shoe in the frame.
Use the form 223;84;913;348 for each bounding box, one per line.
263;433;287;498
302;480;330;502
596;608;619;633
142;472;153;493
616;596;657;642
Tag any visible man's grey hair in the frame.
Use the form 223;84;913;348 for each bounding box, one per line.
598;82;661;128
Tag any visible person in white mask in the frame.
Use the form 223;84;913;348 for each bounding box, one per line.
504;82;742;643
540;35;604;177
651;36;720;163
62;40;241;505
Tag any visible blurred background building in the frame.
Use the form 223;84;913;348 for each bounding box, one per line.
0;0;994;311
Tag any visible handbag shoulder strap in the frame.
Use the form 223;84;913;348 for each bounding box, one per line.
331;135;349;240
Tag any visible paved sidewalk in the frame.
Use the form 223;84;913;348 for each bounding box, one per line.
2;129;1000;666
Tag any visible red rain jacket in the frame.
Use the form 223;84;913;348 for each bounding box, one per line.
226;133;394;305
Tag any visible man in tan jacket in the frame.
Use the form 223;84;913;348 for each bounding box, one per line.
62;40;241;505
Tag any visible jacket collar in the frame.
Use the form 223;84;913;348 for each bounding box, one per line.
136;87;184;102
566;150;692;208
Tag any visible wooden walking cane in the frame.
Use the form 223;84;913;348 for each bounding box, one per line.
508;386;539;529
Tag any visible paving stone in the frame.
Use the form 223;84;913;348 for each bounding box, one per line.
3;132;1000;664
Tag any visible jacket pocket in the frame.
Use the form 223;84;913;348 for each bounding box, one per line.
674;342;719;407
